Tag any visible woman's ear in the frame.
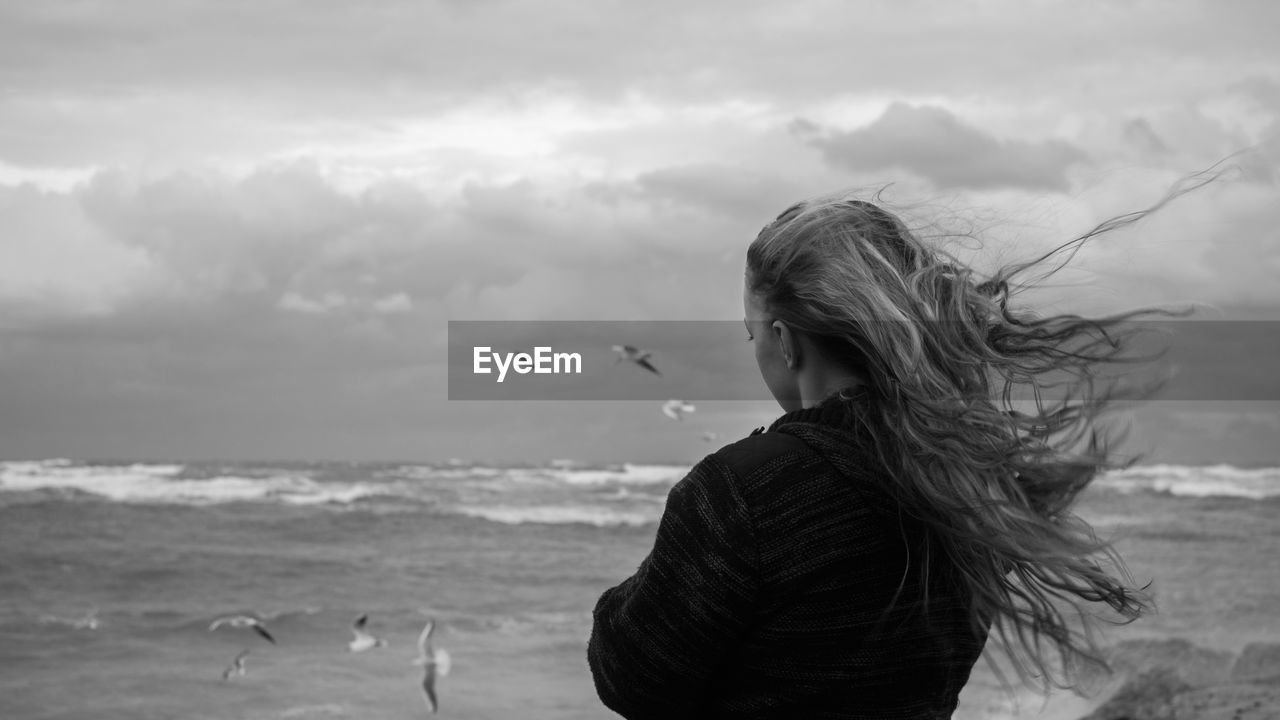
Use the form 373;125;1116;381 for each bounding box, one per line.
773;320;801;370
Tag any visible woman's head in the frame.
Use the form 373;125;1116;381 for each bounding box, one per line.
745;195;990;411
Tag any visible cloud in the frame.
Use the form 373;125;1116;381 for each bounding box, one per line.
631;164;800;220
1122;118;1172;157
796;102;1089;191
7;147;1280;332
0;182;159;320
1;0;1276;175
1052;164;1280;311
67;164;521;315
278;291;347;315
3;154;1278;461
2;160;791;330
3;2;1274;104
372;292;413;315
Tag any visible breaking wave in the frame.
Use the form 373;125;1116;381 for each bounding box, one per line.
1098;464;1280;500
450;503;657;527
0;460;384;506
3;459;1272;528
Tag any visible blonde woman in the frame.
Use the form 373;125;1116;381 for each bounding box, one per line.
589;177;1211;719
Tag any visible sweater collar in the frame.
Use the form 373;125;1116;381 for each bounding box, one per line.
765;384;870;433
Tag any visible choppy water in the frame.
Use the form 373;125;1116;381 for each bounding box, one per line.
2;458;1277;719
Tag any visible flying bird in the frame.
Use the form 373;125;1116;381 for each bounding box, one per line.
611;345;661;376
412;619;452;714
701;431;719;443
661;399;696;421
221;649;250;681
348;614;388;652
209;615;277;645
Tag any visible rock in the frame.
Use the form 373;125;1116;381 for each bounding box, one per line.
1172;683;1280;719
1078;667;1193;720
1231;643;1280;685
1103;638;1237;688
1073;640;1280;720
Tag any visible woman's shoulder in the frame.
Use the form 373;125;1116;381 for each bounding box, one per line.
709;429;818;483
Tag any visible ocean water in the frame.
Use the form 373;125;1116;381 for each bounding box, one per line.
1;457;1277;719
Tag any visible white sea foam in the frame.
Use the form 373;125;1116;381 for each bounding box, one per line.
0;461;183;497
7;459;1273;512
451;503;658;527
380;464;503;480
0;461;384;505
481;611;593;635
597;486;668;503
1099;464;1280;500
548;463;687;487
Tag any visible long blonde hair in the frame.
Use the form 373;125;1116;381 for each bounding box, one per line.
746;171;1218;687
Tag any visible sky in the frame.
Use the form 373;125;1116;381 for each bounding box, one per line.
1;0;1278;464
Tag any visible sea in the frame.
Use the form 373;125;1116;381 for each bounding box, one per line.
1;457;1277;720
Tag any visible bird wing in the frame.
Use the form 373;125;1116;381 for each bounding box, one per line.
421;664;439;713
211;614;253;630
251;623;277;644
417;620;435;657
636;358;661;375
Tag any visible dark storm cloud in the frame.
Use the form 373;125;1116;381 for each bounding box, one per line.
3;158;1280;460
4;159;793;328
796;103;1089;191
68;164;548;314
2;1;1278;167
0;162;771;458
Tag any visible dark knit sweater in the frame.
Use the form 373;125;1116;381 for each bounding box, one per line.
587;389;988;719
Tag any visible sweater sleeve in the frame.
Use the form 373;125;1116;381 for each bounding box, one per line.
587;454;758;719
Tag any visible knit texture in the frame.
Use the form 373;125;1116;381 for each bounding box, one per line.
587;389;988;719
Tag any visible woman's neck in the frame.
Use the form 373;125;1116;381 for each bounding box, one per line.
796;368;865;408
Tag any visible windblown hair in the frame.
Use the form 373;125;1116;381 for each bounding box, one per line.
745;171;1220;689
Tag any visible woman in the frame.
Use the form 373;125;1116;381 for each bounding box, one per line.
587;178;1211;719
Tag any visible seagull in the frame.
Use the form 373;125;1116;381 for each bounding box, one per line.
348;614;388;652
221;649;250;681
701;431;719;442
209;615;277;645
412;619;452;714
661;399;695;421
611;345;661;376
